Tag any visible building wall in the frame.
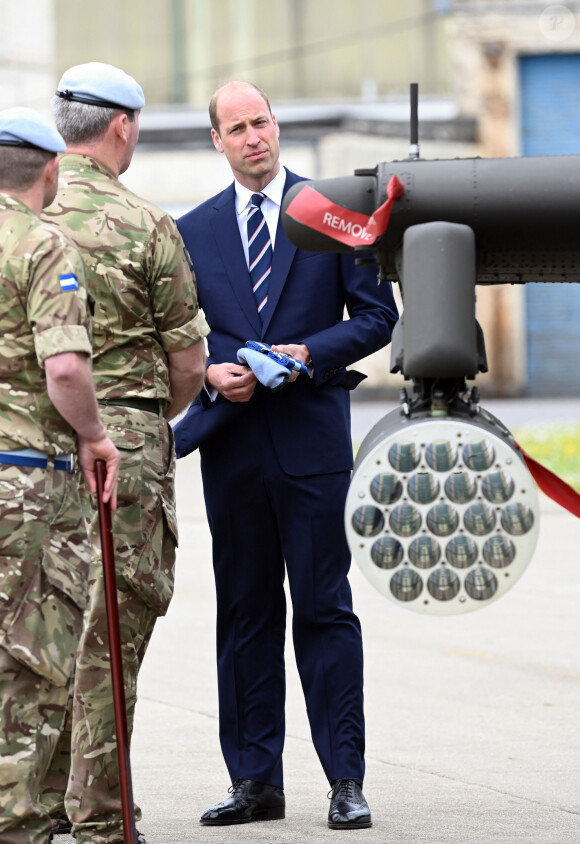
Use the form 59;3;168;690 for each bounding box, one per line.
53;0;176;101
444;3;580;397
447;4;580;156
519;52;580;396
52;0;451;105
0;0;56;113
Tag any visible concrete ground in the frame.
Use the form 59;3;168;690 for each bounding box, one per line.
61;399;580;843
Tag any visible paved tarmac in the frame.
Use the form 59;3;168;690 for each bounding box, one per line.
61;399;580;843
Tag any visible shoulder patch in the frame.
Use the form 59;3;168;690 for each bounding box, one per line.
59;273;79;291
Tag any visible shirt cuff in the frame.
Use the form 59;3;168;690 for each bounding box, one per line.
203;381;219;402
34;325;92;366
158;310;211;352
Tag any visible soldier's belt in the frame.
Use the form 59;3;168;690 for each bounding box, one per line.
99;397;164;415
0;448;74;471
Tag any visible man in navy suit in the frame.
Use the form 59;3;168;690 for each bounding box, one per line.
175;80;398;829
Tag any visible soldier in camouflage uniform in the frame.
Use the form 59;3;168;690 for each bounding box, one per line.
40;63;209;844
0;108;119;844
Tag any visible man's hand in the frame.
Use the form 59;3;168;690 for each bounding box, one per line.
207;362;258;402
270;343;311;383
77;434;120;510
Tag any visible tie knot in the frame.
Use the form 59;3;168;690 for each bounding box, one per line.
251;192;265;209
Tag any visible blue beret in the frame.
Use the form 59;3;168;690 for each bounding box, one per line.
56;62;145;110
0;107;66;153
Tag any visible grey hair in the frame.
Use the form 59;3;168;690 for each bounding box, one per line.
51;95;135;144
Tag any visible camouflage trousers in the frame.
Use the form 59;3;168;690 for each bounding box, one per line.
0;462;90;844
40;407;178;844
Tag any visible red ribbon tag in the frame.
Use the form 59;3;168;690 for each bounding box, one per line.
285;175;405;248
517;444;580;519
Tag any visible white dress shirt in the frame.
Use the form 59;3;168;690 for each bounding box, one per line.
234;165;286;266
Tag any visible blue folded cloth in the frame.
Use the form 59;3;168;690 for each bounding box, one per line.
237;347;291;390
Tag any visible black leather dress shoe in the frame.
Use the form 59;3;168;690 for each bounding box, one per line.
200;779;285;825
328;778;372;829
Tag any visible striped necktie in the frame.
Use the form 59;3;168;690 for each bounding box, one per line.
247;192;272;318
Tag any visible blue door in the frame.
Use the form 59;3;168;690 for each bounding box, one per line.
519;53;580;396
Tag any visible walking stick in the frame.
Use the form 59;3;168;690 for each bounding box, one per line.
95;459;138;844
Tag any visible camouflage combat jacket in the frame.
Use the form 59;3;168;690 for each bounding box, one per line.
0;194;91;454
44;154;209;402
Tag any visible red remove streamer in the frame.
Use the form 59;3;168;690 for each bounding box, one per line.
517;445;580;519
285;175;405;248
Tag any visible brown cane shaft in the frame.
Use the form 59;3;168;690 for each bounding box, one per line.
95;459;137;844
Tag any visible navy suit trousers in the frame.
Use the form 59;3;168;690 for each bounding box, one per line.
199;407;366;789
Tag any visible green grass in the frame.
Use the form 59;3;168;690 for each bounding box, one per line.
512;423;580;492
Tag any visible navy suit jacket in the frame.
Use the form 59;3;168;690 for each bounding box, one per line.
174;168;398;477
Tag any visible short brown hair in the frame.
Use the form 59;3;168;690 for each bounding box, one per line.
209;81;272;134
0;146;55;191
